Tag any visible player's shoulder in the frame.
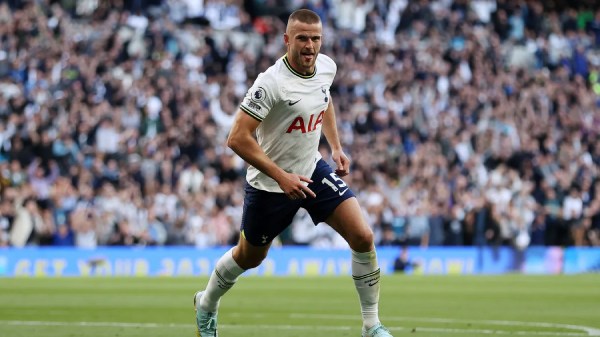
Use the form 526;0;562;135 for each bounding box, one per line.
252;59;285;95
317;53;337;73
263;56;285;73
256;60;281;83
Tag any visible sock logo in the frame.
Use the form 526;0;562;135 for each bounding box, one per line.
215;270;234;290
367;278;380;287
352;268;381;287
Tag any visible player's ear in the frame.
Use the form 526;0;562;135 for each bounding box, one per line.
284;33;290;46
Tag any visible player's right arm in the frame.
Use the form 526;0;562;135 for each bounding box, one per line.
227;110;316;199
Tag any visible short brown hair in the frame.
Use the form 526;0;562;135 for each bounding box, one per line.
288;9;321;25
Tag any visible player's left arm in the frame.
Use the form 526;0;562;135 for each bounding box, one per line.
321;98;350;177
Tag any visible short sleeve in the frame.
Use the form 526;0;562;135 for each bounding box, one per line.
239;72;278;122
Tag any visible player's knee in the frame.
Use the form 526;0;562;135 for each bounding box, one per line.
242;254;266;269
233;246;268;269
349;227;374;252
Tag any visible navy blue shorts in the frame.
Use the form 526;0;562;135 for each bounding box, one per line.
241;159;356;246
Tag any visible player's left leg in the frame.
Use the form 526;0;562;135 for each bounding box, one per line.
302;159;392;336
325;197;394;337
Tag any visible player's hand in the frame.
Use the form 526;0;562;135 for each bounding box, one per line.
278;172;316;200
332;149;350;177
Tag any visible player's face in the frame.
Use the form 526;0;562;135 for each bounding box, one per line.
284;20;322;74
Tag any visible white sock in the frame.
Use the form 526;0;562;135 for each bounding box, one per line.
352;249;380;330
200;247;245;312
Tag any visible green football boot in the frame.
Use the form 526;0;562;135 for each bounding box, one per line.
362;322;393;337
193;291;218;337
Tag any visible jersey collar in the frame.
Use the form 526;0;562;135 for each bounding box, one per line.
283;54;317;79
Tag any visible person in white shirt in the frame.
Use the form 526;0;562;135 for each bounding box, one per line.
563;186;584;245
192;9;393;337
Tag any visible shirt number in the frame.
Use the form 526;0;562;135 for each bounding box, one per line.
321;172;347;192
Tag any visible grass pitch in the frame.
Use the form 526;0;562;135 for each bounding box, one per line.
0;274;599;337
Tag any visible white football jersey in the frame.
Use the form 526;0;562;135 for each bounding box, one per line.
239;53;336;192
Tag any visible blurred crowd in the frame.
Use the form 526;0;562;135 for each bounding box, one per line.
1;0;600;249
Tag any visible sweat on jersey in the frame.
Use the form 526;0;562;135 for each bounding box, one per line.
239;53;336;193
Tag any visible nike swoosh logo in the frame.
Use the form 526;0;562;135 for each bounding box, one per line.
368;280;379;287
338;188;349;196
288;99;301;106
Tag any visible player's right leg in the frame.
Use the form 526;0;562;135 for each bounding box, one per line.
194;182;301;336
194;239;269;337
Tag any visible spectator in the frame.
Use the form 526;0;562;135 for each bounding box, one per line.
53;223;75;246
563;185;584;245
393;246;420;273
9;197;43;247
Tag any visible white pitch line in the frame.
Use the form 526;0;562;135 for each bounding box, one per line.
412;326;586;336
289;313;600;336
0;321;191;328
0;320;589;336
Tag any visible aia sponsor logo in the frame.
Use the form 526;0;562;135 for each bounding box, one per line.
286;111;324;133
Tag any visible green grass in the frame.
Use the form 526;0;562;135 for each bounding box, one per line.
1;274;599;337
